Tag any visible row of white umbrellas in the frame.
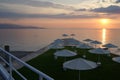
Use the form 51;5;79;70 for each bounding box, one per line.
50;38;119;80
54;49;98;80
53;47;120;80
53;48;109;80
49;38;118;49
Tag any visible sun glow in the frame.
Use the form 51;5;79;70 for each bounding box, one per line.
100;19;109;24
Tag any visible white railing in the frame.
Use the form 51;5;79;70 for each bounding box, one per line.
0;48;54;80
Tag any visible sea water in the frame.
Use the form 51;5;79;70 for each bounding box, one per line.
0;28;120;51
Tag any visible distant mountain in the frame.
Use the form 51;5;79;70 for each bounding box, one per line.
0;24;45;29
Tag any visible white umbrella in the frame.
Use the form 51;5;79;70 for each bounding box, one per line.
54;49;77;60
63;38;80;47
90;40;102;48
102;43;118;48
70;34;75;38
112;57;120;63
77;44;93;58
63;58;97;80
62;34;69;37
89;48;110;64
102;43;118;56
49;44;64;49
49;39;64;49
70;34;75;36
53;39;64;45
91;40;102;44
77;44;93;49
83;39;93;42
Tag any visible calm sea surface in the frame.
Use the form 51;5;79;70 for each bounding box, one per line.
0;28;120;51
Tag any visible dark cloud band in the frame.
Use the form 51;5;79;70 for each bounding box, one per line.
91;5;120;14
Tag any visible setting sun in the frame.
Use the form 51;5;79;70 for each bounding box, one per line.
100;19;109;24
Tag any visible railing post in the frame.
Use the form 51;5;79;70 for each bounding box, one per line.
4;45;10;52
4;45;10;67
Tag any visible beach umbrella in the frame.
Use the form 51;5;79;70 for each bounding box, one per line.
89;48;110;64
54;39;64;45
77;44;93;58
90;40;102;48
70;34;75;38
49;39;64;49
62;34;69;37
49;44;64;49
63;58;97;80
77;44;93;49
102;43;118;56
90;40;102;44
63;38;80;47
102;43;118;48
70;34;75;36
54;49;77;60
83;39;93;47
83;39;93;42
112;57;120;63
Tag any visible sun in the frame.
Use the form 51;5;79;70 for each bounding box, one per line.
100;19;109;24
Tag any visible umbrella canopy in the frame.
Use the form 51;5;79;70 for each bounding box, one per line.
102;43;118;48
77;44;93;58
63;58;97;80
49;44;64;49
53;39;64;45
112;57;120;63
70;34;75;36
89;48;110;64
90;40;102;48
90;40;102;44
63;58;97;70
83;39;93;42
89;48;110;54
62;34;69;37
63;38;80;46
77;44;93;49
54;49;77;57
49;39;64;49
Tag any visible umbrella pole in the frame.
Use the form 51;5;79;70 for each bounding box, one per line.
97;55;101;65
64;57;66;61
79;70;80;80
83;52;86;58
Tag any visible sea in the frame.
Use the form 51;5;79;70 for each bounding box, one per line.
0;28;120;51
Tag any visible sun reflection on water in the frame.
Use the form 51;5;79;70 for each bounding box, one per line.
102;28;106;45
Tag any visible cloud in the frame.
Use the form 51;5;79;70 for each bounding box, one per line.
0;11;99;19
91;5;120;14
115;0;120;3
75;8;87;11
0;0;74;10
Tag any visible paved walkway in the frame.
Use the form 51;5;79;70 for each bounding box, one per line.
21;46;49;62
13;46;50;69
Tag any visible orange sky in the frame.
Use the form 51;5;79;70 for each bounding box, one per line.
0;18;119;29
0;0;120;29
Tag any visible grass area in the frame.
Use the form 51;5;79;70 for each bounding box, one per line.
13;46;120;80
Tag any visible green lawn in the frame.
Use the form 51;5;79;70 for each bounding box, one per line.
13;46;120;80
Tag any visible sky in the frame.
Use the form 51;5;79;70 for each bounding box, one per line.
0;0;120;29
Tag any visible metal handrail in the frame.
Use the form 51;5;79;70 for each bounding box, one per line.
0;48;54;80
